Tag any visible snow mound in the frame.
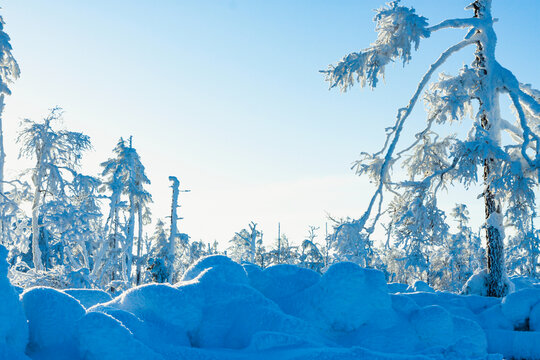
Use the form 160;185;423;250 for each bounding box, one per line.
500;288;540;329
88;305;191;357
410;305;454;348
387;282;409;293
485;329;540;360
181;255;248;285
462;270;489;296
295;262;395;331
0;245;29;360
243;263;265;284
451;315;487;358
193;279;313;349
406;280;434;293
63;288;112;309
530;302;540;331
390;294;420;315
96;282;203;334
250;264;321;312
76;311;163;360
248;331;317;351
510;275;540;291
21;286;85;355
462;269;514;296
477;304;513;330
459;294;500;314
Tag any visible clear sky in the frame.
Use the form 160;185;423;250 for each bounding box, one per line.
1;0;539;248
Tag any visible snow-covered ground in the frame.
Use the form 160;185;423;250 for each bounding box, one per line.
2;251;540;360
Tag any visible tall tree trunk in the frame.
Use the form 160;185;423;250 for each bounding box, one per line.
472;0;507;297
168;176;180;283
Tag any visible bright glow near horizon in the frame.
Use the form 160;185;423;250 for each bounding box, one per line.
1;0;539;248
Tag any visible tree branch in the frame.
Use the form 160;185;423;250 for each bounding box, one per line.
427;18;479;32
355;38;475;233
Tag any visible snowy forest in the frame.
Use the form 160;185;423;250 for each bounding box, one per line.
1;1;540;360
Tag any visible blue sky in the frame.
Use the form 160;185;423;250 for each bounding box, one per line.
2;0;539;247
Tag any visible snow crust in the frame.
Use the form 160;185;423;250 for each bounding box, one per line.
5;255;540;360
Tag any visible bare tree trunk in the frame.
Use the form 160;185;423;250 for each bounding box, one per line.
168;176;180;283
249;222;257;264
472;0;507;297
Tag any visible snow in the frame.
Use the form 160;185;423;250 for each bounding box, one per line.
462;269;490;296
21;287;85;356
451;315;488;358
63;289;112;309
76;311;163;360
248;264;321;313
476;304;514;330
388;282;410;293
407;280;435;293
181;254;249;285
485;330;540;360
410;305;455;348
0;245;29;360
97;282;203;333
299;262;395;332
4;255;540;360
500;288;540;329
530;302;540;331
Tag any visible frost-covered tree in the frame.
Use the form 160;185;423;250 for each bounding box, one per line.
93;137;152;286
254;234;269;269
0;12;20;196
267;233;298;266
506;206;539;278
0;180;31;263
430;204;484;291
17;108;91;271
323;0;540;296
329;217;374;267
387;186;448;278
228;221;261;264
147;219;170;283
379;246;416;284
40;173;102;272
298;226;324;272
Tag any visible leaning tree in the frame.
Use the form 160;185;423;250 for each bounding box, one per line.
323;0;540;296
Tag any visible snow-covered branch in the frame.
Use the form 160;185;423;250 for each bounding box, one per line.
322;1;429;91
426;18;479;32
353;38;474;233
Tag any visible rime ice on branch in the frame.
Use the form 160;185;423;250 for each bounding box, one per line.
322;0;540;297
